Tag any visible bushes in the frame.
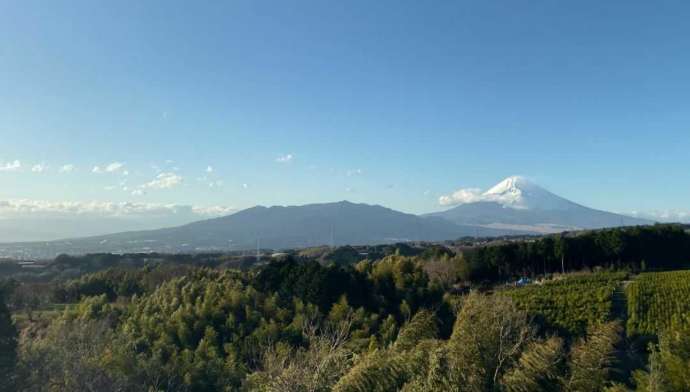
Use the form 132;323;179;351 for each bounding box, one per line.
0;291;17;392
505;272;624;336
626;270;690;336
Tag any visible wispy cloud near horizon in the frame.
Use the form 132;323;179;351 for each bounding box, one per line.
93;162;125;174
0;160;21;172
275;154;294;163
629;210;690;223
31;163;47;173
0;198;235;219
141;172;183;189
59;164;75;173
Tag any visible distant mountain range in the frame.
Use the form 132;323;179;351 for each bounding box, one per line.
427;176;651;234
0;176;654;258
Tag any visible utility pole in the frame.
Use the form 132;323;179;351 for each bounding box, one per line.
330;224;335;249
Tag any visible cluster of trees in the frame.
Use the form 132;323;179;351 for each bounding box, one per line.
51;264;194;303
0;252;257;284
4;275;639;391
2;223;690;391
5;255;456;390
462;225;690;282
329;295;624;392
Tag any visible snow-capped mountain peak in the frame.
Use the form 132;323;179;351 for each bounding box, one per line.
432;176;652;233
482;176;565;210
438;176;575;210
481;176;576;210
484;176;531;206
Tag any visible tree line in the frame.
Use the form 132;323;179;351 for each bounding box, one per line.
461;224;690;282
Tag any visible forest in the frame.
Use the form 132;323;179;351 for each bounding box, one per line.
0;224;689;391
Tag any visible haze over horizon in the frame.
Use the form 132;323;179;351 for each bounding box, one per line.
2;1;690;239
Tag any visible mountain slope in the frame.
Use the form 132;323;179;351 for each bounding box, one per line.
0;201;522;257
430;176;652;233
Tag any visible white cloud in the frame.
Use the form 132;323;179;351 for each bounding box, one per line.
0;160;21;172
191;205;236;216
275;154;294;163
347;168;363;176
131;189;145;196
59;164;75;173
93;162;125;174
0;199;235;219
105;162;124;173
208;180;223;188
141;172;183;189
629;210;690;223
206;165;214;173
31;164;47;173
242;183;248;189
439;188;484;206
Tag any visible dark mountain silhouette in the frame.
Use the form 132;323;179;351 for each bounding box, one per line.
1;201;520;256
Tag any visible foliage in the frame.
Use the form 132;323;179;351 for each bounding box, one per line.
564;322;622;392
631;316;690;391
505;272;624;336
464;225;690;283
52;264;194;303
626;270;690;336
0;290;18;392
8;244;690;391
501;336;565;392
246;316;355;392
447;293;535;391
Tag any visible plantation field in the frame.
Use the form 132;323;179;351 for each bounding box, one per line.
505;272;626;336
626;270;690;336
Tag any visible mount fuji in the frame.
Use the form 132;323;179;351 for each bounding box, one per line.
429;176;652;233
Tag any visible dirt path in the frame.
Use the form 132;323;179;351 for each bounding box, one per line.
611;281;630;324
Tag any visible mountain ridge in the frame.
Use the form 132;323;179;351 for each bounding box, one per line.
430;176;652;232
0;178;655;257
0;200;527;258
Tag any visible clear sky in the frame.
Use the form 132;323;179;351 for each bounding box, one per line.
1;0;689;222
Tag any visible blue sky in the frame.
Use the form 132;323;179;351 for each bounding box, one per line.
1;0;689;221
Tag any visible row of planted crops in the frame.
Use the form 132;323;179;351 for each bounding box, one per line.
506;269;690;338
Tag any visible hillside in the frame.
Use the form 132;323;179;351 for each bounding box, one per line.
0;201;522;257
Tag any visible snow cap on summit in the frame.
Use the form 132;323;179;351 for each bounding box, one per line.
440;176;575;210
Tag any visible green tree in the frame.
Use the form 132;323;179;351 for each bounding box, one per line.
448;293;535;391
502;336;565;392
0;291;17;392
564;322;622;392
